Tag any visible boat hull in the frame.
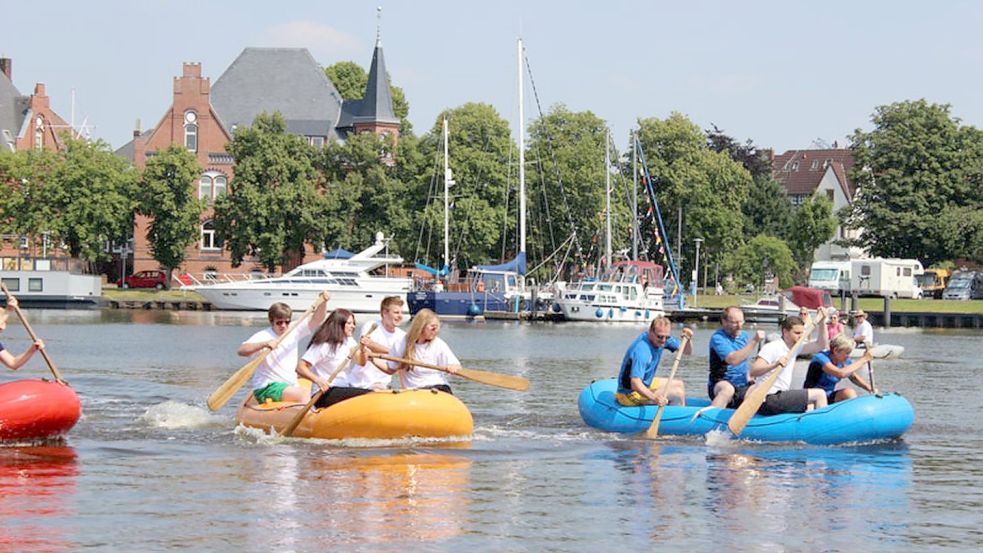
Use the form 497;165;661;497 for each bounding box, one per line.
236;388;474;440
407;290;526;318
557;300;664;322
578;378;913;445
0;380;82;442
195;284;410;312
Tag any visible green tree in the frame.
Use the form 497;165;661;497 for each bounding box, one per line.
740;177;794;243
724;234;797;290
324;61;411;131
849;99;983;265
786;195;837;273
0;148;61;249
411;103;513;271
46;138;139;265
526;105;631;278
212;112;329;272
138;145;206;286
636;114;753;288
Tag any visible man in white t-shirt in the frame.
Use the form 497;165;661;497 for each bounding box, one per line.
852;310;874;347
238;292;330;404
348;296;407;390
748;309;828;415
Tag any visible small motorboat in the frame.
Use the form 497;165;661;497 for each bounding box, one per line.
0;380;82;442
578;378;913;445
236;388;474;440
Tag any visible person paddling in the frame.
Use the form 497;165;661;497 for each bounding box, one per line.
387;308;460;393
296;309;371;409
237;292;330;404
0;296;45;371
615;317;693;407
748;309;829;415
804;334;877;404
346;296;406;390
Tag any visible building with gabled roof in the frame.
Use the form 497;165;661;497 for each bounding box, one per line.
0;58;76;153
116;34;401;279
772;148;864;261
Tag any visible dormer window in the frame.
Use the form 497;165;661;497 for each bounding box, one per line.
184;111;198;152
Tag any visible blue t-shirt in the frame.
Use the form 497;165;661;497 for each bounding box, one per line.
708;328;750;390
804;350;852;396
617;332;681;394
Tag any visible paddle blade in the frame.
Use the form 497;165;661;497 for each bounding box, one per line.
207;355;263;411
456;367;529;391
645;406;666;439
281;392;321;437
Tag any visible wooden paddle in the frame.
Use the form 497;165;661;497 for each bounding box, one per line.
206;294;327;411
281;323;376;437
864;340;878;395
1;283;64;383
644;334;690;439
727;313;817;436
370;353;529;391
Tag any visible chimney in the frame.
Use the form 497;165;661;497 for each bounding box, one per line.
0;58;11;80
133;118;142;139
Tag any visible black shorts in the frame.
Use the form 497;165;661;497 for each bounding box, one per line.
758;389;810;415
314;386;372;409
709;382;749;409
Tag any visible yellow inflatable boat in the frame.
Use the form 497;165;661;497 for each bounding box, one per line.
235;388;474;440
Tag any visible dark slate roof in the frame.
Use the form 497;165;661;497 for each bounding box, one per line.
772;148;857;199
114;129;153;162
353;41;399;125
211;48;345;140
0;73;27;150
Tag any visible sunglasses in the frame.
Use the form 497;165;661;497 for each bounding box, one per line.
273;319;291;327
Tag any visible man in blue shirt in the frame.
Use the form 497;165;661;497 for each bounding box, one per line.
705;306;764;410
615;317;694;406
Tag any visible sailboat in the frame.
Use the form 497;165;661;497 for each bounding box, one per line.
408;40;532;318
553;131;667;322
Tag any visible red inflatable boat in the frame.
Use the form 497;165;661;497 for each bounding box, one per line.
0;380;81;442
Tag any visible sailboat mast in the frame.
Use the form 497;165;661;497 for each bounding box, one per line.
605;130;612;268
517;38;526;255
443;118;451;271
632;131;638;261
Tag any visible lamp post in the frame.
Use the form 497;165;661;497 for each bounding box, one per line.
693;238;703;306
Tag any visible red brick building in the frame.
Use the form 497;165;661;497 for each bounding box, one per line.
117;37;401;279
1;58;76;154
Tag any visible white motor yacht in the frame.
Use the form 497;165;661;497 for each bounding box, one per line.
555;261;665;322
188;234;411;312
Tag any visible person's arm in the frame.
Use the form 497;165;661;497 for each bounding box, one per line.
749;342;786;378
822;351;873;379
0;340;44;371
848;372;876;394
307;290;332;332
680;327;694;355
237;338;275;357
723;331;763;366
630;376;665;405
295;359;330;392
359;334;390;354
801;310;828;356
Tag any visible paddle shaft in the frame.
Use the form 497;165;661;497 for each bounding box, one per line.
1;284;63;383
206;294;326;411
645;334;690;439
727;314;817;436
282;323;376;437
371;353;529;391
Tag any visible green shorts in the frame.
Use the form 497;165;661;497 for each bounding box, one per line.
253;381;290;403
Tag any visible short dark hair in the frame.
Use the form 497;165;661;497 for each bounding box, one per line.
267;302;292;323
381;296;404;312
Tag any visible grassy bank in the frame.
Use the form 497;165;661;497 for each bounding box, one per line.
693;293;983;314
102;287;207;303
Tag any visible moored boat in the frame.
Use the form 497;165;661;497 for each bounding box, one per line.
236;388;474;440
578;378;913;445
0;380;82;442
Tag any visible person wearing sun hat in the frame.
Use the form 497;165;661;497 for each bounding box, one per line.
852;309;874;347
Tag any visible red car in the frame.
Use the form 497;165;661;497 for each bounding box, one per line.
119;270;167;290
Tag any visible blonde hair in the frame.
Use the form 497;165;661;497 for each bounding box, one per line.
649;316;672;332
402;308;439;370
830;334;854;354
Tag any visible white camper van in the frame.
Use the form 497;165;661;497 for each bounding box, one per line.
808;261;851;295
850;258;924;298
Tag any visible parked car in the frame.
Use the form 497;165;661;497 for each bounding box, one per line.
942;271;983;300
118;270;167;290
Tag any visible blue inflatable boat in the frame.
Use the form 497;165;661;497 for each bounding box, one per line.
578;378;914;445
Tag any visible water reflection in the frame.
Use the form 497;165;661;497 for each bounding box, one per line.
0;446;78;553
241;449;472;549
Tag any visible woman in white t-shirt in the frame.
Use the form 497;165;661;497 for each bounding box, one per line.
296;308;369;409
389;308;460;393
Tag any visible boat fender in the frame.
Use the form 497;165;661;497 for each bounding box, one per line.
595;308;604;318
608;308;614;318
552;303;562;313
467;304;481;317
644;309;650;319
619;306;627;312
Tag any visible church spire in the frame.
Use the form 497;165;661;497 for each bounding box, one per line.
354;6;399;126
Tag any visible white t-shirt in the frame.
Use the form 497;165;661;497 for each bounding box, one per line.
854;320;874;345
247;324;314;390
347;320;406;390
301;336;358;391
389;337;459;389
755;338;796;394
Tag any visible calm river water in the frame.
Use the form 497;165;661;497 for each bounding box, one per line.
1;309;981;552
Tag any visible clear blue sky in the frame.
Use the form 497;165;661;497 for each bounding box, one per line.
4;1;981;153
